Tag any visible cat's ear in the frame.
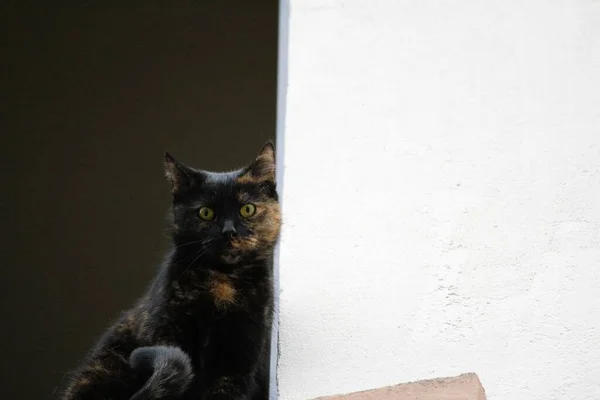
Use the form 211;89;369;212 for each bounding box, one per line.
240;141;276;184
164;152;194;195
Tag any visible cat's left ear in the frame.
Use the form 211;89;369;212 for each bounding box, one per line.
240;141;276;183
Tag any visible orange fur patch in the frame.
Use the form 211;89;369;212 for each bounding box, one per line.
229;236;259;251
237;173;258;184
256;201;282;245
210;275;237;308
237;143;276;184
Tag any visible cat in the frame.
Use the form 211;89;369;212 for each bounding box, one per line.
59;142;281;400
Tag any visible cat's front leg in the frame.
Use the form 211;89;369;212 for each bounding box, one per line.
203;319;266;400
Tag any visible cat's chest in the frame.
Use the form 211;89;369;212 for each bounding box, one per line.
204;271;267;311
174;270;270;344
192;284;259;368
208;273;240;310
191;273;269;342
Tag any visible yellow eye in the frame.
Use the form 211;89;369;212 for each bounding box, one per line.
240;203;256;218
198;207;215;221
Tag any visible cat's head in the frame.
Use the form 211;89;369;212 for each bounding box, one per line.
164;142;281;267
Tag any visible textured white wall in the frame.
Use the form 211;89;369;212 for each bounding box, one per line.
277;1;600;399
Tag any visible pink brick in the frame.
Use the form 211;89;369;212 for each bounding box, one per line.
312;373;486;400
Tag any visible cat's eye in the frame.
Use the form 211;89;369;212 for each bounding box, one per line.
240;203;256;218
198;207;215;221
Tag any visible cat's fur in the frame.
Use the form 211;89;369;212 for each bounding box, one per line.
60;142;281;400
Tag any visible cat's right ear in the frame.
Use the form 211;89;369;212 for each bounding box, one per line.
164;152;193;195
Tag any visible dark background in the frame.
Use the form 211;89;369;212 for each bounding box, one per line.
1;4;278;399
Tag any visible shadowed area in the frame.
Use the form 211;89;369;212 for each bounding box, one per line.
0;4;278;399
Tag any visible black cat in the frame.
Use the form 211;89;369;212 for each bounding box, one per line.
60;142;281;400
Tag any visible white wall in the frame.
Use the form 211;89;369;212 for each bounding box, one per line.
277;1;600;399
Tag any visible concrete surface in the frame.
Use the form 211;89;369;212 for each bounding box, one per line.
313;373;486;400
277;0;600;399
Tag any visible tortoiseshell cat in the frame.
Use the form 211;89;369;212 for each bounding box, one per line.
60;143;281;400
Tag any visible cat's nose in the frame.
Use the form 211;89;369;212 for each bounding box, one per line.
221;220;238;237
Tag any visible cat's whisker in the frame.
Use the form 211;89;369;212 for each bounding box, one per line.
174;238;214;253
179;247;210;277
175;239;207;248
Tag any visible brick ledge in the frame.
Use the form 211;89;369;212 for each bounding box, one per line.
311;373;486;400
